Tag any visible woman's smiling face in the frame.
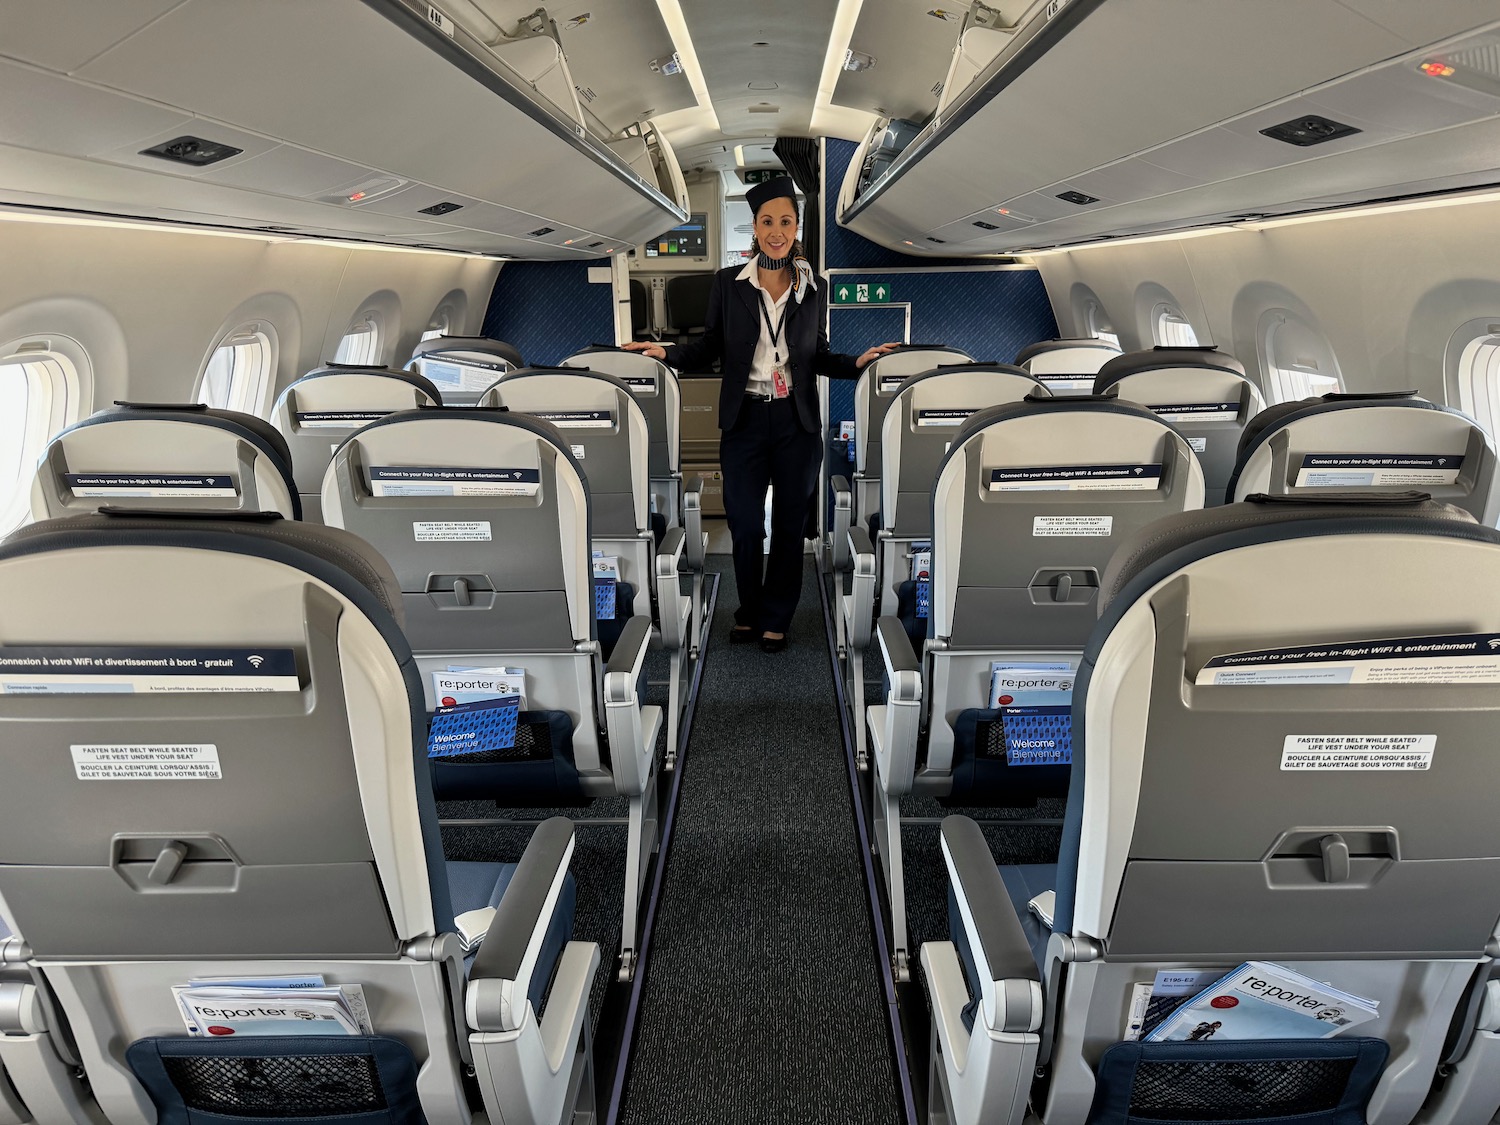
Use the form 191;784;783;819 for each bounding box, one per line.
755;196;798;259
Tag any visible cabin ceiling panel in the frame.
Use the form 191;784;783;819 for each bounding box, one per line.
833;2;959;121
13;0;681;252
1333;0;1499;43
677;0;835;137
0;0;182;72
843;0;1500;254
0;59;192;157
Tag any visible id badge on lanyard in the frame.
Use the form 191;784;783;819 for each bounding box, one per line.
762;293;791;399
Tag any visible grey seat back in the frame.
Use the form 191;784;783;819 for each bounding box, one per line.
919;397;1204;776
30;402;299;521
479;369;652;606
1034;497;1500;1124
880;364;1049;541
407;335;524;405
852;347;973;524
0;511;481;1123
664;273;713;337
271;365;442;522
1094;346;1265;505
560;347;680;480
1227;392;1498;524
1014;337;1123;396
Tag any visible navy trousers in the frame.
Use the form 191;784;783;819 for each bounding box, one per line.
720;397;821;634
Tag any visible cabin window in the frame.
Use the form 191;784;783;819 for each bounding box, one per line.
1454;329;1500;440
334;312;383;365
1152;302;1199;347
420;309;451;342
0;349;82;532
1258;309;1342;402
199;324;276;415
1084;300;1120;350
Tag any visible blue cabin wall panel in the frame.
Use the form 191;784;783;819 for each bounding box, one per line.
482;260;614;367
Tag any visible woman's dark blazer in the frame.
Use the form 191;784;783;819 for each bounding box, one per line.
663;265;862;434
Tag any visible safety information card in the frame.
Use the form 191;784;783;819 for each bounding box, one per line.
371;466;541;497
1196;632;1500;685
62;473;236;498
990;464;1162;491
1295;453;1463;488
419;357;507;393
0;647;298;694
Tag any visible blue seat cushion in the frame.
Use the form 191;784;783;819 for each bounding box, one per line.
446;860;576;1017
951;862;1055;1033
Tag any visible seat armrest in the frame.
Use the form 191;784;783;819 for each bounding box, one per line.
604;615;656;795
941;815;1043;1035
830;475;852;570
844;527;877;649
682;479;705;570
655;525;685;577
604;615;653;696
467;817;576;1032
869;615;922;794
876;615;920;683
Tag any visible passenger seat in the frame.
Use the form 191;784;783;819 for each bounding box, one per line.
31;401;299;521
1014;337;1123;395
271;363;442;522
0;509;600;1125
1094;345;1265;505
407;334;524;404
1228;391;1499;523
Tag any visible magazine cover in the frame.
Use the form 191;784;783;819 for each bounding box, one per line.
1146;961;1379;1042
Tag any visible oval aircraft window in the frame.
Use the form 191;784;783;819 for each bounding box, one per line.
1153;302;1200;347
1449;320;1500;441
0;348;82;532
1085;299;1121;350
1258;309;1342;402
198;323;276;415
334;312;384;365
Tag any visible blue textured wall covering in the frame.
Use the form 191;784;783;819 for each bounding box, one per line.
482;260;615;367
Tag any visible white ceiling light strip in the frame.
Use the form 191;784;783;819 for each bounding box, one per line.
0;207;502;259
810;0;877;137
655;0;720;132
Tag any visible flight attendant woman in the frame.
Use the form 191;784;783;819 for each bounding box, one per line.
625;177;895;652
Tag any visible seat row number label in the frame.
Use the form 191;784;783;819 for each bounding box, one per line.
72;744;221;780
1281;734;1434;771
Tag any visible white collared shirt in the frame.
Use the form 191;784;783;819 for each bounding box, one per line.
739;259;792;396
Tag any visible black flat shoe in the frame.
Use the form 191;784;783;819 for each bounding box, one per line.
758;633;788;653
729;626;757;644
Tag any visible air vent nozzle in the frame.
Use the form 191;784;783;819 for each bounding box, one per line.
527;226;557;238
1260;115;1360;147
973;220;1000;230
1057;190;1099;206
140;136;243;166
419;201;463;216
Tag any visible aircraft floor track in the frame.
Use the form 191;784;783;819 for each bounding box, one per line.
618;555;903;1124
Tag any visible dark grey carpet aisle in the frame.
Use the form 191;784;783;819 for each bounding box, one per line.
621;557;901;1125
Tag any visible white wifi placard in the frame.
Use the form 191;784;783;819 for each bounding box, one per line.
0;647;298;694
370;466;540;497
1196;632;1500;686
990;464;1162;492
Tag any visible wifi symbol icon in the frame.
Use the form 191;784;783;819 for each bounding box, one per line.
1488;639;1500;651
247;654;265;669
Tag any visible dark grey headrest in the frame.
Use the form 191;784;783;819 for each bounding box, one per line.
1100;493;1478;611
1;512;405;624
1094;347;1245;393
409;335;523;369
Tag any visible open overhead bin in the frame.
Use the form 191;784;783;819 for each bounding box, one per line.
0;0;686;257
836;0;1500;256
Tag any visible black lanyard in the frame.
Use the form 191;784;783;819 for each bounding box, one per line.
759;291;789;363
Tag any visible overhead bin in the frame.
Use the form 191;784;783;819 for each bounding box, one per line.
837;0;1500;256
0;0;686;257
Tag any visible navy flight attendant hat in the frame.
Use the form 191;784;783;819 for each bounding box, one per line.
746;175;798;215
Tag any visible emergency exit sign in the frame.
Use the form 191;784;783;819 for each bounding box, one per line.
743;169;786;184
833;280;895;304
